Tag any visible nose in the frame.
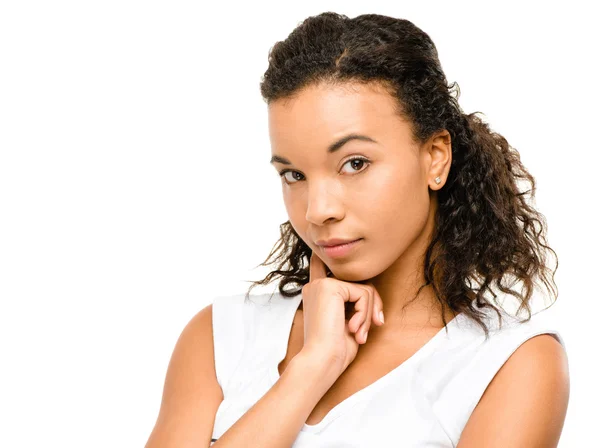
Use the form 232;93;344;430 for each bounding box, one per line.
304;181;345;225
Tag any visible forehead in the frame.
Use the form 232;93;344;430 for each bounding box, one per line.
268;81;408;148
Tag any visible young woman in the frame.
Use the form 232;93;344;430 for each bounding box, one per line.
146;12;569;447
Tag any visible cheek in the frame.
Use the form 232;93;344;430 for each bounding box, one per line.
284;195;303;222
357;164;422;208
358;166;429;234
283;199;311;243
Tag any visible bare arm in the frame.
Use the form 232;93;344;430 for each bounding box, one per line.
212;351;340;448
457;334;569;447
145;304;224;448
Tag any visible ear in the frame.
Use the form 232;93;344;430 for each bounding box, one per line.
426;129;452;190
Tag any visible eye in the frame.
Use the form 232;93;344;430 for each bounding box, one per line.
278;156;371;185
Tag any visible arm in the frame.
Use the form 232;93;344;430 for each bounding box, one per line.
457;334;570;447
212;351;340;447
145;304;224;448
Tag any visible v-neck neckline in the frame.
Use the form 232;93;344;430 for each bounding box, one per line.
267;294;464;434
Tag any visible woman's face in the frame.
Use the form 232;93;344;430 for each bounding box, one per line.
268;81;450;282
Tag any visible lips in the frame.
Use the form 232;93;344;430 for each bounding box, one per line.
319;238;362;258
316;238;361;247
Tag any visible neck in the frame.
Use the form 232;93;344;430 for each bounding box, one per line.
368;199;457;334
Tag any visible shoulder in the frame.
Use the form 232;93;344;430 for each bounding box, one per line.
169;303;221;394
175;302;216;352
145;303;223;447
188;301;213;328
457;332;570;447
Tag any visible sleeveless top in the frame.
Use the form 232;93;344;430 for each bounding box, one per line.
209;292;565;447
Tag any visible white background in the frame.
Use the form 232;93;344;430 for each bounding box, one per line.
1;1;597;446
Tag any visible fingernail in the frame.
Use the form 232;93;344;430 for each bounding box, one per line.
379;311;385;324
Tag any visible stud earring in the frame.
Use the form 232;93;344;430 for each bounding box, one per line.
434;176;441;185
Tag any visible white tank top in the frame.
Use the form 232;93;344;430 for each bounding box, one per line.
210;292;565;447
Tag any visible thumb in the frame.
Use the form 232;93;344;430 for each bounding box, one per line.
309;250;328;282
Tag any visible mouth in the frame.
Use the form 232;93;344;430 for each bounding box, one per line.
319;238;363;258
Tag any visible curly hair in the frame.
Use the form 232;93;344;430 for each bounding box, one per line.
244;12;558;339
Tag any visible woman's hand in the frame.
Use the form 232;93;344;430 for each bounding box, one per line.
299;250;385;378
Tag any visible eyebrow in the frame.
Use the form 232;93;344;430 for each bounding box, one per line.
269;133;378;165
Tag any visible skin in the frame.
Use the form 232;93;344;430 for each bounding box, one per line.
267;80;569;445
268;79;457;425
268;80;457;341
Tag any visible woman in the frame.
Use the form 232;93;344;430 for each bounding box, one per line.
146;12;569;447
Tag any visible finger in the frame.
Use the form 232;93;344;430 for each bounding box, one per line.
347;285;371;343
365;282;385;326
374;286;385;325
348;307;363;334
345;285;369;333
309;250;328;282
356;287;374;343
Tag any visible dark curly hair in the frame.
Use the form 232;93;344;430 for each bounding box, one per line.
244;12;558;339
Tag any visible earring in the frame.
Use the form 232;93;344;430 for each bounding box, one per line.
434;176;441;185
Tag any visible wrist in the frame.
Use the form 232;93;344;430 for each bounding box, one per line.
290;350;342;389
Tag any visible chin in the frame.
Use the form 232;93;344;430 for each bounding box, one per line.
326;255;388;283
328;267;374;283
